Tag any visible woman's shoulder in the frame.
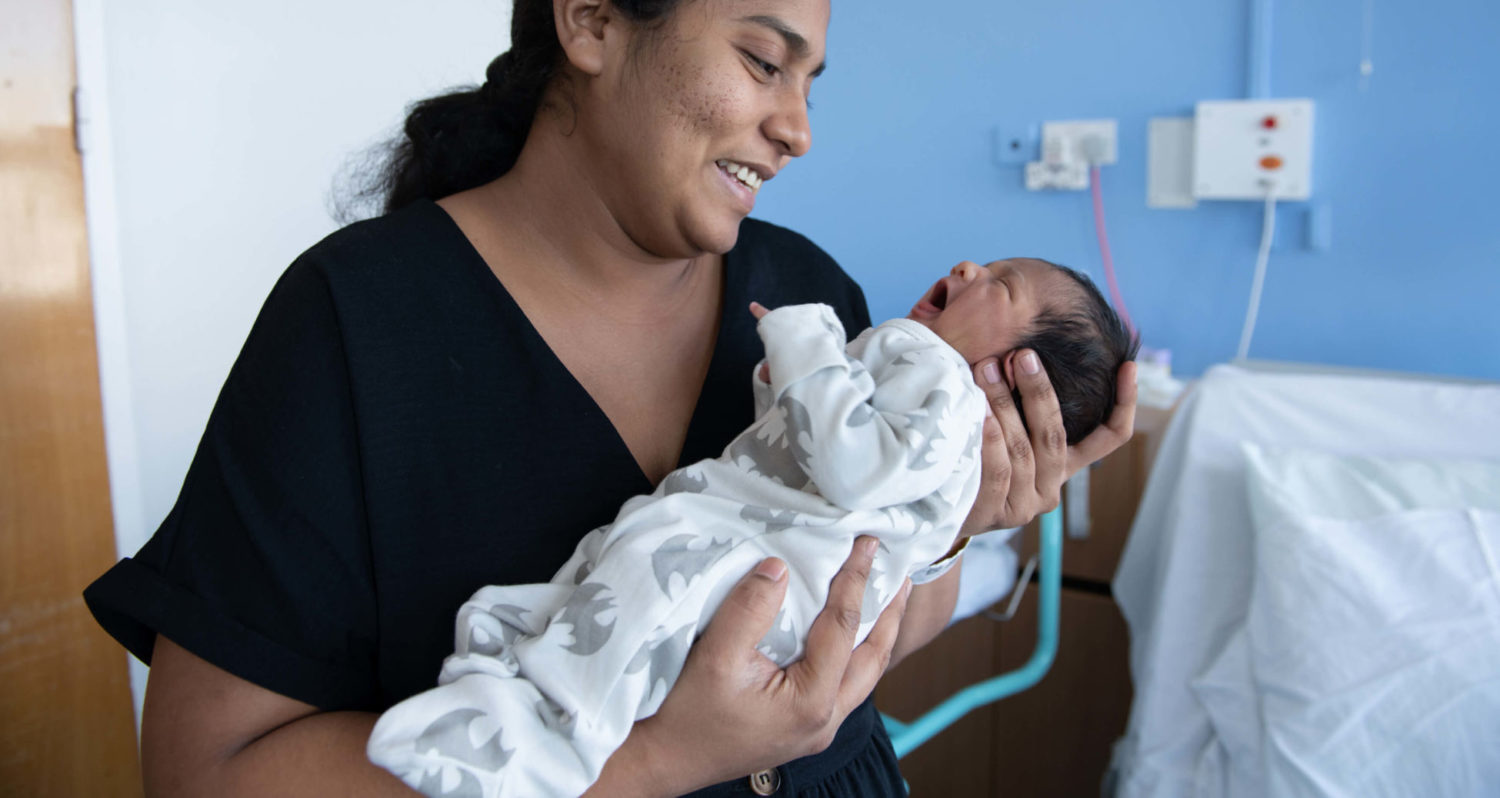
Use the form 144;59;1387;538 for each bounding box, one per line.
295;200;461;279
273;200;493;324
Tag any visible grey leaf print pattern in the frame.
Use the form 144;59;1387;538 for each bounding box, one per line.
558;583;616;656
756;609;798;663
571;529;608;585
416;766;484;798
904;389;953;470
739;504;803;534
651;534;734;596
534;695;578;740
660;468;709;495
727;422;810;490
464;603;532;656
624;622;695;699
890;352;920;368
777;395;818;474
415;708;513;772
908;493;950;525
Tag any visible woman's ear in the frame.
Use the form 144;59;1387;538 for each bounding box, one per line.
554;0;613;76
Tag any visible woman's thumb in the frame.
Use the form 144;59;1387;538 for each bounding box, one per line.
697;559;788;655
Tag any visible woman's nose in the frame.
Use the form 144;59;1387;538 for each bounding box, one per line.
763;89;812;158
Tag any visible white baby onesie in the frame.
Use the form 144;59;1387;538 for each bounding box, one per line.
368;304;988;798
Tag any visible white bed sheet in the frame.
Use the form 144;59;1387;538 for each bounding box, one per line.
1110;363;1500;798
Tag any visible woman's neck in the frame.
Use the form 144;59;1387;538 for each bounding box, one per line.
459;115;712;316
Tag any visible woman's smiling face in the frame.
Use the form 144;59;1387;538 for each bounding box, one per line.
578;0;830;258
909;258;1073;366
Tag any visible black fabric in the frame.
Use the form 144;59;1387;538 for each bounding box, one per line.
84;199;897;795
681;701;907;798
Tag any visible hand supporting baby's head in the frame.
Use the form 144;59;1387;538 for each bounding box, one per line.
1003;261;1138;445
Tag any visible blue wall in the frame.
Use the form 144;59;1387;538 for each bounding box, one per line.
755;0;1500;380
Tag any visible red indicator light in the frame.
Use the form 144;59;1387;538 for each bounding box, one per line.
1262;116;1279;130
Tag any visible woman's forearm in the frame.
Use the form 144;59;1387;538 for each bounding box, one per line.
147;709;413;798
888;559;961;669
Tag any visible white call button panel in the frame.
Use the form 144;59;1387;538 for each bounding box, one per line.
1193;99;1314;201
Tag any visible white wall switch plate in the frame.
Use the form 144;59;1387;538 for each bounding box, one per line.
1147;117;1198;209
1193;99;1314;201
1041;119;1117;166
1026;160;1089;191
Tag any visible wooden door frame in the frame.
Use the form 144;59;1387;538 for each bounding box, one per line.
1;0;145;793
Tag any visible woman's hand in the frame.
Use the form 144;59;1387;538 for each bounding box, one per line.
591;536;911;797
960;351;1138;536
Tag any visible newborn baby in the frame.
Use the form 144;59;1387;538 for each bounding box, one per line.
369;258;1137;798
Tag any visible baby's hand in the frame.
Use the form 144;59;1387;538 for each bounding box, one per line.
749;303;772;383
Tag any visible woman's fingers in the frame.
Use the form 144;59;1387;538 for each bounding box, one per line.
694;558;788;664
837;578;911;709
974;358;1030;483
795;536;877;690
1066;360;1138;476
1010;349;1067;508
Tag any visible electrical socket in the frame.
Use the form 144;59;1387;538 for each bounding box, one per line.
1026;119;1116;191
1042;119;1117;166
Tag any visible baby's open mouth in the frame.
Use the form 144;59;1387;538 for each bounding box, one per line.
929;280;949;310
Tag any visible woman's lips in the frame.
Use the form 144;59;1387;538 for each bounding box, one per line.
715;163;757;212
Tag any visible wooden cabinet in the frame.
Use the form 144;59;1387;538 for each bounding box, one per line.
876;406;1172;796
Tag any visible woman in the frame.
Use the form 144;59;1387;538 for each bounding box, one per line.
85;0;1136;795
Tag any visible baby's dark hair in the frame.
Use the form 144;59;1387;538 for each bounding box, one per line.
1012;260;1139;445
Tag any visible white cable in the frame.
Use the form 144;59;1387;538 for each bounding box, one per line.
1236;190;1278;361
1360;0;1376;87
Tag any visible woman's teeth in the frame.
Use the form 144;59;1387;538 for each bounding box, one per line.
716;159;763;191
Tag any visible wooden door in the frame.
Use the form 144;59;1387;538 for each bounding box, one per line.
0;0;144;794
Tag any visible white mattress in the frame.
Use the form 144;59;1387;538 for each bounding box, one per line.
1110;363;1500;798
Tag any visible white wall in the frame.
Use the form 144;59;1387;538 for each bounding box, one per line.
73;0;512;726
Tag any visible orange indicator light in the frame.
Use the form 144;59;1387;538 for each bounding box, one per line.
1259;155;1284;170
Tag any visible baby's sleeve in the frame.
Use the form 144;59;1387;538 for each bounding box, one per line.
756;307;982;510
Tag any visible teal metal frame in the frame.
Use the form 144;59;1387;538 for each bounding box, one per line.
881;507;1062;759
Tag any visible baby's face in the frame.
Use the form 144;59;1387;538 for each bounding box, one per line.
907;258;1068;370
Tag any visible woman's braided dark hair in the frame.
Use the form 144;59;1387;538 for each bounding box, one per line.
371;0;686;214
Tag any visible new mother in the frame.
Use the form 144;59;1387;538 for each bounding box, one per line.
85;0;1137;795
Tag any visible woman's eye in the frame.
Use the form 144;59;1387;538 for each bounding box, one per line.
744;51;780;77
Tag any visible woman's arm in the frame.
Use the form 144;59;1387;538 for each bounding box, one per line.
141;636;411;798
142;539;904;798
887;559;961;670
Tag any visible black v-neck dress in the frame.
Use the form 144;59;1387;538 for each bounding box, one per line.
85;200;905;796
